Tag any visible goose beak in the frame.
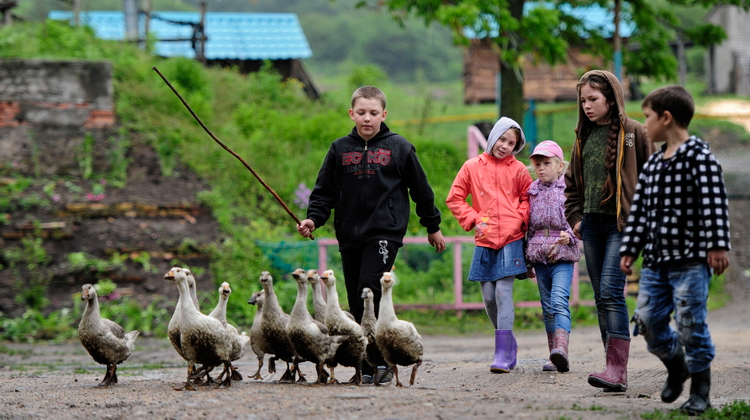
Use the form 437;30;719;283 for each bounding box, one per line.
164;270;175;280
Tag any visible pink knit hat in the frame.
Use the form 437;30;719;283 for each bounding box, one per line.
530;140;564;160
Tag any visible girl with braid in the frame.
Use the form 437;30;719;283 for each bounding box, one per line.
564;70;655;392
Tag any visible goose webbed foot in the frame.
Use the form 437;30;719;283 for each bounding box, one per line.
177;365;199;391
215;362;233;388
292;359;307;383
346;367;362;385
174;382;197;391
278;363;294;383
327;366;339;384
315;364;329;385
96;364;118;387
249;366;263;380
229;364;243;381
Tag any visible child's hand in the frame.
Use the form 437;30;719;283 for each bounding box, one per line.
556;231;571;245
297;219;316;238
428;231;446;253
620;254;636;275
707;249;729;276
572;221;582;240
526;267;536;279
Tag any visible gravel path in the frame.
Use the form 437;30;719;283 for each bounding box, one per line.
1;298;749;420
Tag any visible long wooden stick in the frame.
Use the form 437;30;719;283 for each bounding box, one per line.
152;66;313;240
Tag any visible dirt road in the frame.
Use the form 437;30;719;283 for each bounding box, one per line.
1;297;749;420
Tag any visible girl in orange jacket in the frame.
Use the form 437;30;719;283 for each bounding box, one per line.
446;117;532;373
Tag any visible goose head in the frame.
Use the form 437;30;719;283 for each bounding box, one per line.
361;287;373;301
306;269;320;286
164;266;189;285
291;268;308;285
259;271;273;290
219;281;232;299
247;290;264;306
380;272;394;291
320;269;336;287
81;283;97;301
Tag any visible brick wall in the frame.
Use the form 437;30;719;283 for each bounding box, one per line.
0;59;115;176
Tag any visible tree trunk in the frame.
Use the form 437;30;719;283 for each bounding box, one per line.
499;0;526;127
500;63;525;127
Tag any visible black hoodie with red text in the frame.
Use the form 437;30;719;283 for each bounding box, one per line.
306;122;442;251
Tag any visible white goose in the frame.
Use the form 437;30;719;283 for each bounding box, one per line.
164;267;249;390
288;268;347;384
360;287;389;376
208;281;245;382
374;272;423;387
258;271;305;383
247;290;277;380
78;283;139;387
306;269;328;324
167;269;209;384
321;269;367;385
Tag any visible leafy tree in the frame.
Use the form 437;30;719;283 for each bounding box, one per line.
376;0;750;124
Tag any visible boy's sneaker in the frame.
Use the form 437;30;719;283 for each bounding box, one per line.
375;366;393;384
361;374;374;384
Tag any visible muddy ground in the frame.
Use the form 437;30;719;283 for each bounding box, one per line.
1;297;750;420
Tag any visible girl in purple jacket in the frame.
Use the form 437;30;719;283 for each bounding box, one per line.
526;141;580;373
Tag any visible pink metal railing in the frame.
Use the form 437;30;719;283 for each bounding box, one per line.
315;236;593;314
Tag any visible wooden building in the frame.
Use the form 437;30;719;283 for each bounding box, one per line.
49;11;319;99
463;5;633;104
705;5;750;95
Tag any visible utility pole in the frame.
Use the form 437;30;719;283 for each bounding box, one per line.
613;0;622;81
123;0;139;41
73;0;80;26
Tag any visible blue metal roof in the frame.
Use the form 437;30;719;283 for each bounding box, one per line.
464;3;635;39
48;11;313;60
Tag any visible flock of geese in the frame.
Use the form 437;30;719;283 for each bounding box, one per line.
77;266;424;389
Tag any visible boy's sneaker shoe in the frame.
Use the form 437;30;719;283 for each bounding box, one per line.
375;366;393;384
361;374;374;384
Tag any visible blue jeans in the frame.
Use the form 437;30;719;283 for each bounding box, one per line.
635;262;715;373
534;262;574;333
580;213;630;342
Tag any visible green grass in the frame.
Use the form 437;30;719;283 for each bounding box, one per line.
641;400;750;420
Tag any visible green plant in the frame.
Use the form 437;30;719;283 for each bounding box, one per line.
77;132;95;179
107;128;131;187
131;251;157;274
641;400;750;419
0;307;78;342
348;64;388;92
3;236;52;310
94;279;118;297
66;252;125;274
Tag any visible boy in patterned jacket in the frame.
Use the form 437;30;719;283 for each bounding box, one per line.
619;85;730;415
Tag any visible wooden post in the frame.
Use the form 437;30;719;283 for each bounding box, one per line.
197;2;207;64
73;0;80;26
613;0;622;81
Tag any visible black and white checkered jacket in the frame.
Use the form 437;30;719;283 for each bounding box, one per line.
619;136;731;268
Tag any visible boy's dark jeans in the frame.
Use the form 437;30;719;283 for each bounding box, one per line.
635;261;715;373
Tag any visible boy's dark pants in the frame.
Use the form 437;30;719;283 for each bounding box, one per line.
340;239;401;324
635;261;715;410
341;239;400;376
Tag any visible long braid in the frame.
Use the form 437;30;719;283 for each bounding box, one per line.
600;115;620;205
